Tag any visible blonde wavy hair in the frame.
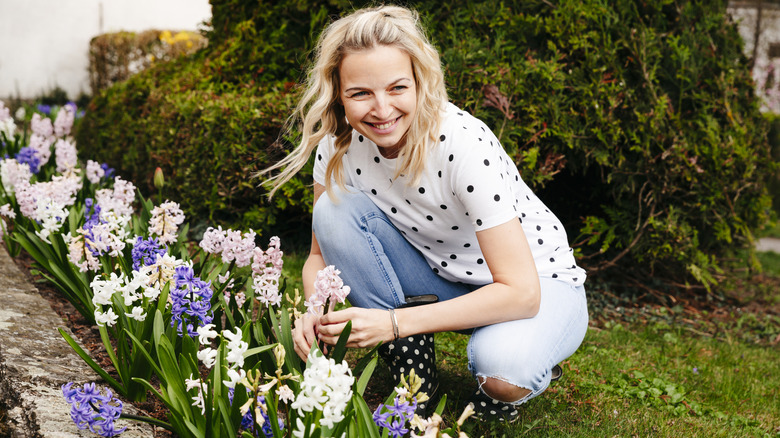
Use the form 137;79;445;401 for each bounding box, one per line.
259;5;448;199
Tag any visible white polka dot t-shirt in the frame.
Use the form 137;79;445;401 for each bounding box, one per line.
313;103;586;287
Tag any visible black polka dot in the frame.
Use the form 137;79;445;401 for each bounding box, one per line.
419;187;425;194
450;254;457;260
374;156;380;163
494;194;500;202
484;159;490;166
515;175;519;181
412;227;418;232
440;134;446;141
554;225;559;230
391;207;397;214
426;215;433;221
521;213;526;217
464;243;471;248
477;258;484;264
466;271;473;275
538;239;544;245
358;135;364;142
371;189;377;195
440;204;447;210
526;195;531;201
536;225;541;231
436;240;444;243
356;168;361;175
448;154;454;162
424;246;431;250
433;268;439;274
438;170;442;178
552;273;558;278
573;277;578;282
571;264;576;268
476;219;483;226
406;199;411;205
317;154;322;161
451;226;459;230
479;138;482;141
467;185;474;193
441;261;448;267
463;126;467;129
458;112;463;116
550;257;555;263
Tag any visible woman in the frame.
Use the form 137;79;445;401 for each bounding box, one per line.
261;5;588;421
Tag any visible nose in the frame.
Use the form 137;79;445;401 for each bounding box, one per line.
372;94;393;120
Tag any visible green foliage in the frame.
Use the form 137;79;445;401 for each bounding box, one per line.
76;0;775;290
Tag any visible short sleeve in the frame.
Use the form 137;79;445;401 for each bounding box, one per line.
312;135;336;186
447;122;520;231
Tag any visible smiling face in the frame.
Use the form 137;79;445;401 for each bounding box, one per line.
338;45;417;158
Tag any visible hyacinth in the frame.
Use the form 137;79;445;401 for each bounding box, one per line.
15;147;40;174
15;175;82;220
227;389;280;438
0;101;15;140
131;236;166;270
86;160;105;184
54;104;75;137
95;176;135;217
62;382;126;437
170;265;213;337
0;204;15;220
34;197;68;243
149;200;185;245
305;265;351;315
0;100;10;121
199;225;226;254
28;133;53;164
185;374;209;415
221;228;256;267
252;236;284;307
223;327;249;369
373;393;418;438
31;113;53;138
0;158;32;194
291;349;354;429
55;138;78;173
68;233;101;272
139;252;183;291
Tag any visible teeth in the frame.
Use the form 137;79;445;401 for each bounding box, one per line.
374;120;395;130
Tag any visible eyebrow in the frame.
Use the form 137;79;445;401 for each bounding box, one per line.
344;77;412;94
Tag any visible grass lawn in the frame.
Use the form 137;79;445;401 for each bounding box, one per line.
281;248;780;437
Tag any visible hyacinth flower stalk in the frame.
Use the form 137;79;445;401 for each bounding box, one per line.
59;259;177;402
61;382;172;436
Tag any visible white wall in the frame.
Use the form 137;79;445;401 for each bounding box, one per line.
0;0;212;100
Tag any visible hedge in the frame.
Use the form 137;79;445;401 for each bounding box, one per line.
75;0;775;291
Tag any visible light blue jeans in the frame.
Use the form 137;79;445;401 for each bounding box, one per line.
313;187;589;404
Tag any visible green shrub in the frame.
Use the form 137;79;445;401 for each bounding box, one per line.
76;0;775;291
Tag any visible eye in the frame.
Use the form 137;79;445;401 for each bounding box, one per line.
349;91;368;98
391;85;407;92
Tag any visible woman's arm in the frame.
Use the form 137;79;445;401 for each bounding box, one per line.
317;217;541;348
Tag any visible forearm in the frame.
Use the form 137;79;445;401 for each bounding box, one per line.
302;252;327;299
394;280;540;337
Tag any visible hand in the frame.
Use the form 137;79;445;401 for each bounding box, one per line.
317;308;395;348
292;312;320;361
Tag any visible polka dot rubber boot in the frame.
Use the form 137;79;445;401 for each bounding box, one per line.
377;333;439;415
467;387;520;423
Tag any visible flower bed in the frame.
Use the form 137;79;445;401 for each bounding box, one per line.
0;100;473;437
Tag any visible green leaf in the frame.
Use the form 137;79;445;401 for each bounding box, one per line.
59;328;125;395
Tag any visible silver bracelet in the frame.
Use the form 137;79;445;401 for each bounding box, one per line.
389;309;400;340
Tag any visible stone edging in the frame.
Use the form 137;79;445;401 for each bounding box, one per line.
0;246;154;437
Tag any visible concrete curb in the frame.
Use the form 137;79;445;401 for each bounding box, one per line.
0;246;155;437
